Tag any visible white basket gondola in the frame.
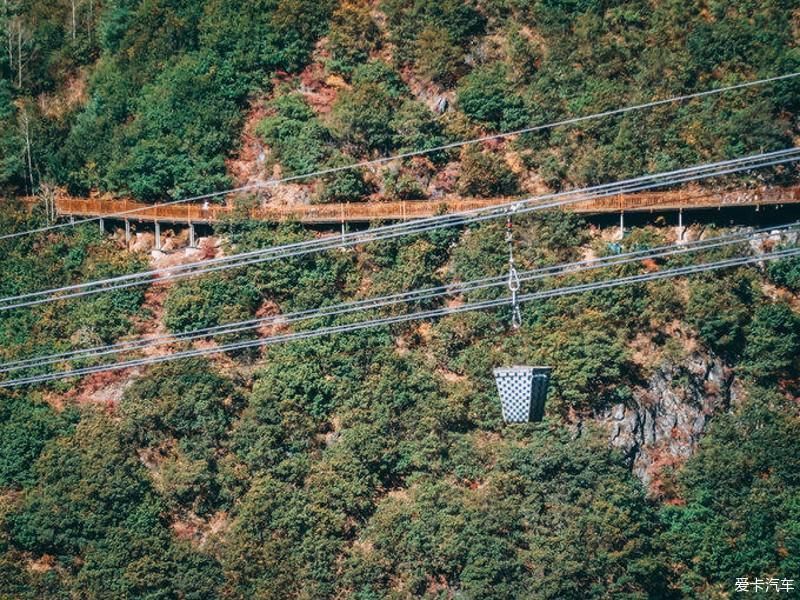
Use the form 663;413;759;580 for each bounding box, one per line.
493;366;552;423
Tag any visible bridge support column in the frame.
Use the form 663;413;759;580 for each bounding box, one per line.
69;215;75;226
676;208;685;244
99;218;105;233
154;222;162;251
125;219;131;245
618;211;624;240
340;203;348;249
188;222;196;248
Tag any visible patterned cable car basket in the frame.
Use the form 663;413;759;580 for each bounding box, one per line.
493;366;552;423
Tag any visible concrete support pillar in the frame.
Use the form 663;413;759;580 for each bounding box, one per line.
676;208;685;244
155;221;162;250
125;219;131;244
188;222;196;248
69;215;75;225
618;211;624;240
340;202;348;249
99;218;105;233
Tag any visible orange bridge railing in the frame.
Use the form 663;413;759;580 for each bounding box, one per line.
46;185;800;225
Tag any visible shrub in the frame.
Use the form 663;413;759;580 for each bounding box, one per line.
0;81;25;191
327;1;380;75
350;61;408;98
256;93;331;175
413;26;464;87
384;169;426;200
740;303;800;383
316;153;374;202
457;148;519;197
390;100;450;162
457;64;530;131
767;254;800;293
328;79;399;154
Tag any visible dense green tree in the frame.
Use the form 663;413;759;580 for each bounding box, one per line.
120;359;238;457
340;429;667;598
38;0;335;200
0;81;25;190
0;224;147;373
6;412;224;596
256;92;332;176
4;2;800;597
164;270;260;334
104;51;245;200
328;77;399;154
533;310;633;414
0;393;73;489
457;147;519;197
382;168;426;200
740;302;800;383
767;254;800;293
382;0;485;69
327;0;380;75
9;413;158;557
457;64;530;131
4;0;799;199
413;26;464;87
390;99;450;161
120;359;241;514
218;221;359;310
365;237;450;306
316;152;374;202
685;269;758;358
200;0;334;79
661;396;800;596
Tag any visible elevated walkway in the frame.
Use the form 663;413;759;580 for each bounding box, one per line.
51;186;800;226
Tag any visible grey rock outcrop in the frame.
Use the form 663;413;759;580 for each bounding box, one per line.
599;351;740;486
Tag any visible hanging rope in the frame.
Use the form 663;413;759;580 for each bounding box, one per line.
506;209;522;329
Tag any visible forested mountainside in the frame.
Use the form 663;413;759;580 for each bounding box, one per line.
1;0;799;201
2;1;800;599
2;203;800;598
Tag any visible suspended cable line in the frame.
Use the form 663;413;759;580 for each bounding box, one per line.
2;148;795;310
1;148;797;312
2;220;796;374
2;71;798;242
3;243;798;388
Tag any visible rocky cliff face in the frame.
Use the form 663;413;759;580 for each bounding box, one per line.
599;348;742;492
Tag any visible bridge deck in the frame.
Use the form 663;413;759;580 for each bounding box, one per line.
52;186;800;225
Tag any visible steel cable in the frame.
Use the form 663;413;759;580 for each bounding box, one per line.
1;220;796;373
1;148;797;311
2;71;796;242
3;245;798;387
